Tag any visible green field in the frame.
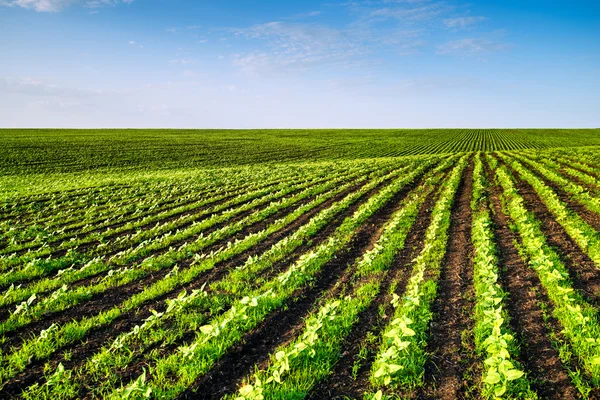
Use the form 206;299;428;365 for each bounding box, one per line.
3;129;600;175
2;129;600;399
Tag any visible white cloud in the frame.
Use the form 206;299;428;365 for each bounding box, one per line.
85;0;132;9
169;59;196;65
128;40;144;48
0;0;75;12
225;0;455;75
437;38;508;55
232;21;367;75
367;2;450;21
0;0;132;11
444;16;487;29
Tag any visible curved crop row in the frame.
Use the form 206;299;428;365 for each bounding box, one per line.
19;156;431;399
225;155;457;400
369;155;468;390
471;154;534;399
106;158;441;399
494;161;600;383
498;153;600;268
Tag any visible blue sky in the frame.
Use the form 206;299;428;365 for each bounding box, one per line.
1;0;599;128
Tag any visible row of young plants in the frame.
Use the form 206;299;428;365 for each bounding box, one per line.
106;164;382;267
225;155;459;400
0;173;338;306
14;159;409;284
0;182;122;211
0;165;300;246
1;183;140;224
368;155;468;391
0;167;338;269
1;157;349;222
470;154;535;399
0;179;293;268
0;164;363;286
510;152;600;215
0;179;347;385
526;151;600;197
19;157;436;399
1;178;282;251
0;159;426;388
497;153;600;268
536;152;600;193
0;170;369;335
1;158;376;254
105;158;443;399
211;161;434;296
550;149;600;180
3;158;395;267
4;183;194;238
1;161;400;317
493;159;600;384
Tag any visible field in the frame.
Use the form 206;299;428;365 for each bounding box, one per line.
2;129;600;399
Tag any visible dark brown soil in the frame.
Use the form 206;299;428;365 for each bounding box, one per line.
3;174;309;259
556;157;600;182
419;158;477;400
6;176;310;263
0;171;397;397
559;167;600;193
74;168;410;398
485;158;579;400
501;161;600;307
7;173;297;234
514;157;600;232
176;165;433;400
0;184;343;349
306;178;442;399
5;155;597;399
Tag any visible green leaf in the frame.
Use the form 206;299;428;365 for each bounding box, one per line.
373;366;387;378
505;369;525;381
200;325;213;335
494;384;507;397
388;364;403;374
484;369;501;385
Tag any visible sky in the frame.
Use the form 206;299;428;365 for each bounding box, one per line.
0;0;599;128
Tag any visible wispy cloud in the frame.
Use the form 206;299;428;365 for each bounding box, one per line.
85;0;132;9
232;21;367;75
128;40;144;48
169;59;196;65
0;0;75;12
230;0;448;76
366;2;451;22
0;0;132;12
444;16;487;29
437;38;508;55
